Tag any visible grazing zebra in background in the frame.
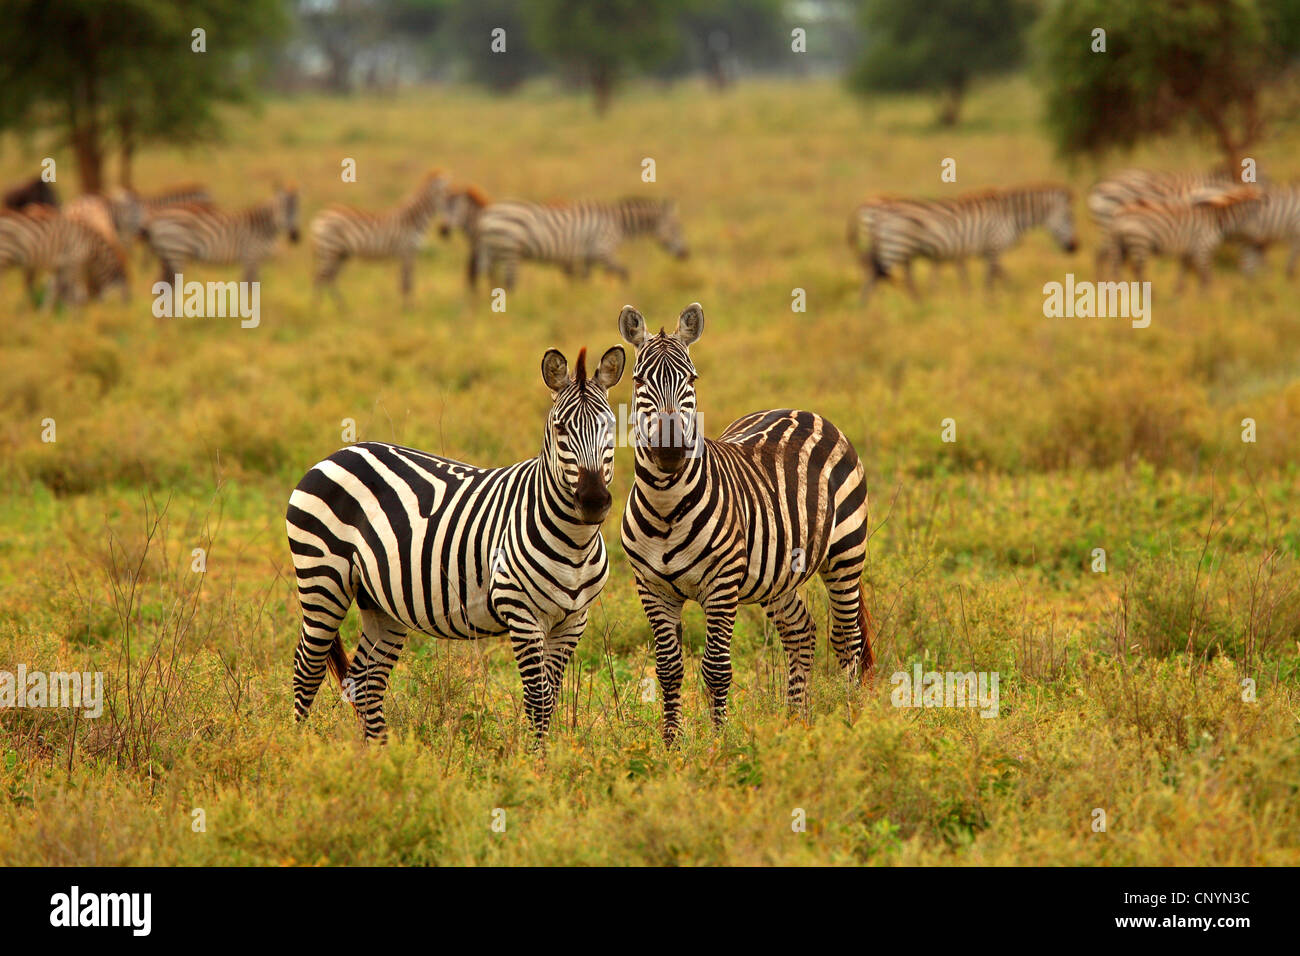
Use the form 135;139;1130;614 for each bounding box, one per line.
471;197;689;291
0;206;128;307
143;185;299;284
617;303;874;744
441;184;492;241
310;170;450;308
851;184;1077;302
1228;183;1300;277
1110;187;1262;291
287;345;626;741
1088;169;1240;275
3;176;59;211
131;183;213;264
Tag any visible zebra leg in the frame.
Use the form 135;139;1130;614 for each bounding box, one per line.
466;248;479;289
901;260;919;299
1286;241;1299;279
700;593;738;730
506;618;551;740
761;591;816;715
399;254;414;308
984;254;1003;291
636;581;686;745
596;254;628;281
542;613;585;732
345;605;409;742
242;261;260;284
291;568;357;725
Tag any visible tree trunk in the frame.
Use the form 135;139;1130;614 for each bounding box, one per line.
937;80;965;127
592;66;613;115
68;91;104;194
118;114;135;190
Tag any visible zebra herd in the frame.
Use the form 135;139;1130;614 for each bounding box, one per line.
288;302;874;743
0;169;690;309
848;169;1300;300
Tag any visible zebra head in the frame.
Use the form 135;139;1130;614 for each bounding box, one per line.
655;201;690;260
438;184;486;239
541;345;626;525
618;302;703;477
274;184;300;244
1041;189;1078;253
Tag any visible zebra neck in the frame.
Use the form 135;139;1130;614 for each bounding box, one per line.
632;443;708;514
531;458;606;552
399;192;437;229
614;202;662;236
247;206;277;236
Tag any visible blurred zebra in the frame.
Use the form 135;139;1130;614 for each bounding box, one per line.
287;345;626;741
1229;184;1300;278
1089;169;1243;275
0;206;128;307
3;176;59;211
143;185;299;284
132;183;212;264
851;184;1077;302
617;304;874;744
1110;187;1261;291
442;184;492;285
310;170;450;308
471;197;689;290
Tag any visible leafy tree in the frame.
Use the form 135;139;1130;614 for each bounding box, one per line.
848;0;1036;126
0;0;287;193
1038;0;1300;172
527;0;684;113
663;0;789;89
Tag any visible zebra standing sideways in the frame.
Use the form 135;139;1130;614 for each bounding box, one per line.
287;345;626;741
618;304;874;744
1087;169;1240;275
1110;187;1261;291
851;184;1077;302
143;185;299;284
1229;183;1300;277
310;170;450;308
471;197;689;290
0;206;128;307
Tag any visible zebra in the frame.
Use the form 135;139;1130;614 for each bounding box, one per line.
287;345;626;741
309;170;450;308
471;197;689;291
1110;187;1262;291
0;206;128;308
852;184;1077;302
1226;183;1300;278
1088;169;1241;275
133;183;212;263
143;185;299;284
617;303;874;744
3;176;59;211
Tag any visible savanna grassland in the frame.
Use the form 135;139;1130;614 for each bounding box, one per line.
1;78;1298;865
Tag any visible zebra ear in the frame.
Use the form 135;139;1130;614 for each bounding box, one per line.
541;349;570;392
593;346;626;389
618;305;647;349
674;303;704;347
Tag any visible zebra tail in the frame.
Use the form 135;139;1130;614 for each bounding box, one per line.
324;636;352;691
857;591;876;683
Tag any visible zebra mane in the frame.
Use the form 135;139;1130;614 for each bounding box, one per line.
461;184;491;206
575;347;587;392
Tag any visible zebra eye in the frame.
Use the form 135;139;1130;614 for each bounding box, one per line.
688;374;698;386
633;376;645;388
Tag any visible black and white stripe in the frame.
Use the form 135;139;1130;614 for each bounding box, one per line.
287;345;627;741
310;170;449;307
852;184;1077;301
471;197;689;290
143;186;299;283
1230;183;1300;277
0;206;128;307
617;303;874;744
1111;187;1261;290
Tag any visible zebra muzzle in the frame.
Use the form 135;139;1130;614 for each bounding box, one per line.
574;468;612;524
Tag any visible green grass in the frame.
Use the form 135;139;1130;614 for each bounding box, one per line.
1;76;1298;865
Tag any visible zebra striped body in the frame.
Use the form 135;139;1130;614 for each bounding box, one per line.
1089;169;1239;274
1111;188;1261;290
0;207;127;307
287;346;626;740
310;171;449;307
1230;184;1300;277
852;184;1076;301
617;304;873;744
144;186;299;283
472;197;688;290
